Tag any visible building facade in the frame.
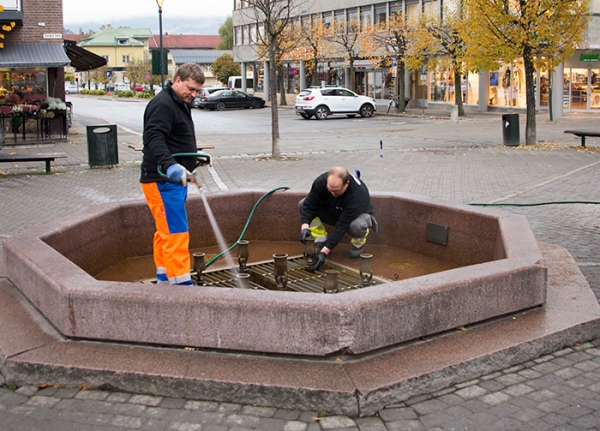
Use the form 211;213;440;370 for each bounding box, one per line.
0;0;70;103
232;0;600;116
79;26;153;85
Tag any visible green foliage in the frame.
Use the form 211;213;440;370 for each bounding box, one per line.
6;381;17;390
212;53;240;85
216;17;233;50
115;90;134;98
137;91;152;99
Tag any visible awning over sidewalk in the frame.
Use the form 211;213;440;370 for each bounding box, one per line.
64;40;107;71
0;43;70;68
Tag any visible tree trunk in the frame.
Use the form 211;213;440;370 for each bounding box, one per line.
278;65;287;106
524;53;537;145
396;61;407;112
454;70;465;116
268;47;280;159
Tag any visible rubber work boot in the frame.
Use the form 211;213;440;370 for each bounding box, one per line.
349;244;364;259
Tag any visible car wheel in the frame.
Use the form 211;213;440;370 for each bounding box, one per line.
346;114;356;118
216;102;226;111
300;113;313;120
251;100;262;109
315;105;329;120
359;104;374;118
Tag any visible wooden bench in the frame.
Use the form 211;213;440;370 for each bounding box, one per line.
128;145;215;152
0;153;67;173
564;130;600;147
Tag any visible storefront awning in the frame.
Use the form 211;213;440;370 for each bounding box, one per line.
64;41;107;71
0;43;71;68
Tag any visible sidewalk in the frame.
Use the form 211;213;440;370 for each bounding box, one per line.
1;109;600;430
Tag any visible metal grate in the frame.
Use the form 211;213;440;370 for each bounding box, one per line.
194;255;388;293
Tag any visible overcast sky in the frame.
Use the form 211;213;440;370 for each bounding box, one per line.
63;0;232;26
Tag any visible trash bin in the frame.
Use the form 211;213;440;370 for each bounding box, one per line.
87;124;118;167
502;114;520;146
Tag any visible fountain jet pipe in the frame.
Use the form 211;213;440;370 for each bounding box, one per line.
236;273;251;289
192;252;206;284
304;236;316;272
324;270;339;294
237;240;249;272
360;253;373;288
273;253;288;290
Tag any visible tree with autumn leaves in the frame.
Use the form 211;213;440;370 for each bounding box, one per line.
462;0;590;144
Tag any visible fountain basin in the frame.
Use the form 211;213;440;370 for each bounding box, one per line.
3;190;546;356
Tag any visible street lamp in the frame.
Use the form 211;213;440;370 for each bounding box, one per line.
156;0;165;88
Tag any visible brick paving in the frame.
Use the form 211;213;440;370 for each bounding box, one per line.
1;106;599;430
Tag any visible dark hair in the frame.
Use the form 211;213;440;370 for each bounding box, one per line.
175;63;205;85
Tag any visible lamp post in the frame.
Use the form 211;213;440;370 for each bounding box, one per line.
156;0;165;89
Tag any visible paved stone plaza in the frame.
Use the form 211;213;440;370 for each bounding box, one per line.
1;106;599;430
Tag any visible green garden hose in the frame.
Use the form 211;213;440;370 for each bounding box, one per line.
467;201;599;207
205;186;290;268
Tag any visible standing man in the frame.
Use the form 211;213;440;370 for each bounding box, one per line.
299;167;378;271
140;63;205;285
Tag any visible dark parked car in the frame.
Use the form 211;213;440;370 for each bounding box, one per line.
195;90;265;111
192;86;228;108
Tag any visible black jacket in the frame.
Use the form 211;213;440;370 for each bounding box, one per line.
301;172;373;250
140;83;197;183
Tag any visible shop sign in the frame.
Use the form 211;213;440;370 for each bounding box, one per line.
580;53;599;62
43;33;62;39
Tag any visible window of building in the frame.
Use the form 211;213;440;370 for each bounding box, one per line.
348;7;358;23
322;11;332;29
423;0;436;15
102;55;110;64
301;14;312;30
334;10;345;34
374;4;387;26
406;0;420;21
390;1;402;17
361;6;373;29
244;25;251;45
250;24;257;44
258;23;264;40
235;26;242;46
122;55;130;63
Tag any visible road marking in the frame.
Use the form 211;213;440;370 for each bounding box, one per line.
485;160;600;204
208;165;228;191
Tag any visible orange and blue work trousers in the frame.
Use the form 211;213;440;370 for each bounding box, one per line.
141;181;192;285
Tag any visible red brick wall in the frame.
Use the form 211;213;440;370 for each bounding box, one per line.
5;0;64;44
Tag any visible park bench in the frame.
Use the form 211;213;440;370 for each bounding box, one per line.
564;130;600;147
0;153;67;173
128;144;215;152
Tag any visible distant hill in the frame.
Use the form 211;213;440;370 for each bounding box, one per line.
64;16;228;36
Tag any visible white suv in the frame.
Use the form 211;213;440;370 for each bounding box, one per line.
295;87;377;120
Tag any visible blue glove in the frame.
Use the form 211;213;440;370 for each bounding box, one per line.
166;164;190;186
314;252;326;271
299;228;311;243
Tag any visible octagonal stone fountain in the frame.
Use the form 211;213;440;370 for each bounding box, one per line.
3;189;547;357
6;189;598;416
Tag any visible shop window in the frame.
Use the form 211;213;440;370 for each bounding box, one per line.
0;68;47;104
